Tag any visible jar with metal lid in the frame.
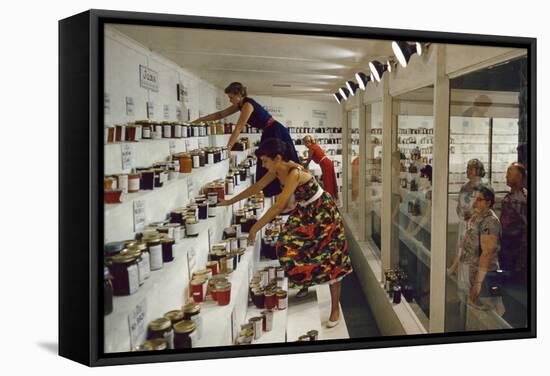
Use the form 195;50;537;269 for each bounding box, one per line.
208;202;217;217
128;173;140;193
206;260;218;276
153;123;163;140
259;269;269;288
207;191;218;205
125;249;146;286
198;150;206;167
191;152;200;169
261;310;274;332
125;124;138;141
173;123;182;138
110;253;139;296
249;317;263;340
228;237;238;252
104;267;113;315
128;244;151;282
198;203;208;220
307;330;318;341
161;237;175;263
185;218;200;237
115;124;126;142
193;268;212;281
106;125;115;143
181;123;189;138
225;178;234;195
138;338;167;351
215;281;231;306
225;254;235;271
140;170;155;190
268;267;276;283
206;149;214;166
146;238;163;271
276;290;288;310
176;153;193;173
190;278;207;303
252;289;265;309
173;320;197;349
104;241;125;264
141;123;152;139
182;301;202;340
147;318;174;349
164;310;184;325
264;291;277;310
276;267;285;279
162;122;172;138
115;174;128;194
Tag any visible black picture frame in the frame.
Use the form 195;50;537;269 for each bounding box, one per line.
59;9;537;367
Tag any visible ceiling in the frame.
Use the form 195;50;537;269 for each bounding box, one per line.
112;24;394;102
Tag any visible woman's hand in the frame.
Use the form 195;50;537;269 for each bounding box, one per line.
218;199;232;207
469;282;482;303
247;225;259;246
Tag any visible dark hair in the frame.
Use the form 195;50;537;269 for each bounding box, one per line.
509;161;527;179
255;138;289;161
467;158;486;178
224;82;247;97
420;165;433;183
474;185;495;207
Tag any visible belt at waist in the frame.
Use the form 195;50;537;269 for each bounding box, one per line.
266;118;276;127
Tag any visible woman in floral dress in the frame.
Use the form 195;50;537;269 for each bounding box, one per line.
220;138;352;328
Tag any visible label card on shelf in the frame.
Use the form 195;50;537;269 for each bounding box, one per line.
125;96;135;116
318;120;325;127
163;104;170;120
312;109;328;119
169;140;176;156
121;144;133;170
133;200;146;232
176;107;182;121
146;101;154;119
128;299;148;351
184;139;190;152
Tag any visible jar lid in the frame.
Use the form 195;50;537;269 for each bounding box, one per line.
145;237;161;244
164;310;184;322
276;290;287;297
148;317;172;331
140;339;167;351
104;241;125;255
264;291;275;297
248;316;262;323
190;278;207;286
173;319;197;334
182;301;201;314
110;253;137;264
215;281;231;290
160;237;175;244
186;218;198;225
239;328;254;337
127;242;147;252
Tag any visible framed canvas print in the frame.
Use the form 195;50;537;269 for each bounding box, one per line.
59;9;536;366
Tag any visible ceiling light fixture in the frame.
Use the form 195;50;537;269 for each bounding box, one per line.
391;41;424;68
339;87;351;101
346;81;360;96
333;92;343;104
355;72;371;90
369;60;391;82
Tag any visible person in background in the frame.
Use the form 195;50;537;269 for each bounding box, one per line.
218;138;353;327
499;162;528;282
192;82;300;200
454;186;505;329
448;159;486;276
302;135;339;200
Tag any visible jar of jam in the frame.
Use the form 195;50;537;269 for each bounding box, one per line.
268;267;276;283
147;318;174;349
181;123;189;138
173;123;182;138
190;278;207;303
177;153;193;173
161;237;175;263
191;152;200;169
198;151;206;167
261;310;274;332
276;290;288;310
110;253;139;296
140;170;156;190
185;218;200;237
252;289;265;309
147;238;163;271
173;320;197;349
207;201;217;217
205;261;218;277
128;244;151;282
162;122;172;138
198;203;208;220
249;317;263;340
264;291;277;310
115;124;125;142
141;122;152;139
164;310;184;325
116;174;128;194
215;281;231;306
125;249;145;286
125;124;137;141
182;301;203;340
106;125;115;143
128;173;140;193
139;338;167;351
392;285;402;304
104;267;113;315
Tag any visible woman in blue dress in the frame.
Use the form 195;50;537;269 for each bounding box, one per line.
192;82;300;197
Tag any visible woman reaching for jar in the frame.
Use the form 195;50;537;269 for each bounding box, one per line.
219;138;352;328
192;82;300;200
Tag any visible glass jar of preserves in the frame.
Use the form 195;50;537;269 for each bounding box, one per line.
164;310;184;326
276;290;288;310
176;153;193;173
161;237;175;263
264;291;277;310
252;289;265;309
104;267;113;315
128;173;140;193
249;317;263;340
185;218;200;237
173;123;182;138
198;150;206;167
110;253;139;296
190;278;207;303
138;338;167;351
215;281;231;306
146;238;163;271
125;124;137;141
182;301;202;340
198;203;208;220
128;243;151;282
147;318;174;349
139;170;155;190
173;320;197;349
206;260;218;276
141;122;152;139
261;310;274;332
191;152;200;169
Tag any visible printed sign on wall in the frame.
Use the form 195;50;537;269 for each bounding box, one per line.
312;109;328;119
146;102;154;119
264;105;283;118
125;96;135;116
121;144;133;170
163;104;170;120
139;65;159;92
176;107;182;121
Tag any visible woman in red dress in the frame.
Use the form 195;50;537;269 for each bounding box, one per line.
302;136;339;200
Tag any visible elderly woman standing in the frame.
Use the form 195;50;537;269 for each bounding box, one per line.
302;135;339;200
455;186;505;329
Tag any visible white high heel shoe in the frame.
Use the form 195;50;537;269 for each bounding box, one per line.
326;318;340;328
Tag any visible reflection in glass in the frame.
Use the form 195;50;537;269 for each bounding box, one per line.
366;103;383;254
347;109;361;227
445;57;528;332
391;88;434;330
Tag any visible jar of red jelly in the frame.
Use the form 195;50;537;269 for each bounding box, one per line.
215;281;231;306
128;173;140;193
264;291;277;310
190;278;207;303
276;290;288;310
252;289;265;309
206;261;218;276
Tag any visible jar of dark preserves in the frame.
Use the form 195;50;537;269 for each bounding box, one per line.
147;318;174;349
